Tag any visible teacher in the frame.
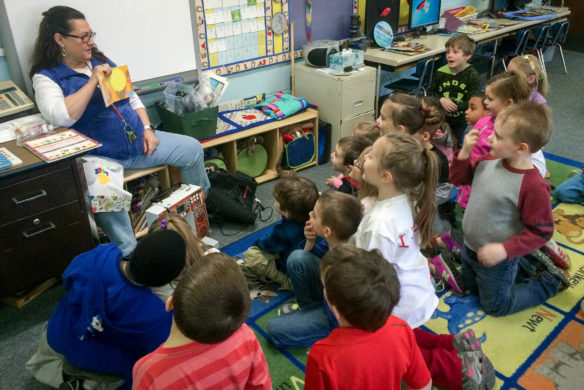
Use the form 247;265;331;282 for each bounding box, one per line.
30;6;210;256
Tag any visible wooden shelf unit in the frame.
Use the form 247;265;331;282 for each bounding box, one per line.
122;108;319;237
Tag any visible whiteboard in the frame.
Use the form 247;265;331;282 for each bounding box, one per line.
2;0;198;94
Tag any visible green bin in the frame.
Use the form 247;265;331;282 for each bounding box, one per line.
155;102;218;141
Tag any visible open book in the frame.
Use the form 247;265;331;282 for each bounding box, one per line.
97;65;135;107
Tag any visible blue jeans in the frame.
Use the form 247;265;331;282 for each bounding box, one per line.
95;131;210;256
286;250;323;308
461;245;559;316
555;172;584;204
266;303;334;349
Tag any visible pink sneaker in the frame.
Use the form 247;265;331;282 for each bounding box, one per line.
441;230;463;256
430;252;464;295
543;239;571;270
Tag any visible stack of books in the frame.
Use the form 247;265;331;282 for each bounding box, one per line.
385;41;429;56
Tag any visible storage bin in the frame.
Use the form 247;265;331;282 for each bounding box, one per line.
156;102;218;141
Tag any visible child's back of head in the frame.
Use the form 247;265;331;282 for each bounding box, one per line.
352;121;381;143
320;245;400;332
508;54;548;97
173;252;251;344
497;101;552;153
317;191;363;241
273;176;320;223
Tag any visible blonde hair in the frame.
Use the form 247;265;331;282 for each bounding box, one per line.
149;216;207;280
486;70;531;105
377;133;438;248
352;121;381;143
509;54;548;97
497;101;552;153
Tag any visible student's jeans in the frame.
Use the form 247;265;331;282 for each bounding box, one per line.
461;245;559;316
554;172;584;204
267;249;331;348
286;249;323;307
95;131;210;257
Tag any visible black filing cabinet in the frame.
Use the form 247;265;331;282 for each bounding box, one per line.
0;144;96;296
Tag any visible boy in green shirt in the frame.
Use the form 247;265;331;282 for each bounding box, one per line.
429;34;480;146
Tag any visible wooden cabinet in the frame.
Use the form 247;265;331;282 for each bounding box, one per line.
0;144;96;297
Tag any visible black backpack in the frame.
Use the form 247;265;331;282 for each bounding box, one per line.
205;171;258;225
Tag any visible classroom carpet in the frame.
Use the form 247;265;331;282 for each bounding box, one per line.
220;153;584;390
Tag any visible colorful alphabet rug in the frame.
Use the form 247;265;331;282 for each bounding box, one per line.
222;153;583;390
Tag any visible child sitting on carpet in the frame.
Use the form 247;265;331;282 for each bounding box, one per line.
326;135;372;195
450;101;570;316
243;176;319;290
133;252;271;390
304;245;432;390
27;230;187;390
266;191;363;348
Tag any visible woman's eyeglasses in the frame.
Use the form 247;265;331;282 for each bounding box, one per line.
353;159;364;170
62;31;96;43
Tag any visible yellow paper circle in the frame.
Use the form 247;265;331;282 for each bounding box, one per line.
110;68;127;92
97;172;110;185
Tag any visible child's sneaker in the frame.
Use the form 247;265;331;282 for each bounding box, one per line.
542;239;571;270
430;251;464;295
278;302;300;315
460;351;496;390
453;328;482;353
530;249;571;291
441;229;464;257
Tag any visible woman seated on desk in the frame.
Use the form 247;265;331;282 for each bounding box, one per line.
29;6;210;257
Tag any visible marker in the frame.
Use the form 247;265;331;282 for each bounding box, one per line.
162;77;182;84
134;81;159;91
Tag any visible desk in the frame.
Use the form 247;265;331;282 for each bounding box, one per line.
0;142;96;301
365;9;571;115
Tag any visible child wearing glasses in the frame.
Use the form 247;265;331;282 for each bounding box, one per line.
326;135;373;196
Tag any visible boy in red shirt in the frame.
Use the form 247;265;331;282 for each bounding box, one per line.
132;253;271;390
304;245;432;390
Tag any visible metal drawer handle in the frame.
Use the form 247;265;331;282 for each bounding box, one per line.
12;189;48;205
353;100;364;107
22;222;56;239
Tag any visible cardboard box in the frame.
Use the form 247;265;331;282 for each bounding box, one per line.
146;184;209;238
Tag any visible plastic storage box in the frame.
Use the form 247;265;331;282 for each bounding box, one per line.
156;102;218;141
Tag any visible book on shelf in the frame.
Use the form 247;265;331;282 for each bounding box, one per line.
97;65;136;107
23;129;101;163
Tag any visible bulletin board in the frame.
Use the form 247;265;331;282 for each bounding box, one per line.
195;0;292;75
195;0;353;76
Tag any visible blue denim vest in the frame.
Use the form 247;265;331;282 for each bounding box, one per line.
38;58;143;160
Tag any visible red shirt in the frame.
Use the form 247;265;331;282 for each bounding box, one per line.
305;316;431;390
132;324;271;390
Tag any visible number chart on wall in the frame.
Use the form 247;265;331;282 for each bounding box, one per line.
195;0;292;75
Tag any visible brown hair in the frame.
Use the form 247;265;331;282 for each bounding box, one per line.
337;136;373;166
149;216;207;282
470;91;487;109
173;253;251;344
497;101;552;153
354;147;378;201
377;133;438;248
419;96;447;137
273;176;319;223
320;245;400;332
352;121;381;143
486;70;531;106
445;33;476;56
29;6;107;78
317;191;363;240
386;93;442;136
509;54;548;97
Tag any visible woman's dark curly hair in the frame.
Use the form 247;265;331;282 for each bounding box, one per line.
29;6;107;78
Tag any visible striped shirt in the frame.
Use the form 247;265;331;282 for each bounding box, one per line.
132;324;271;390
